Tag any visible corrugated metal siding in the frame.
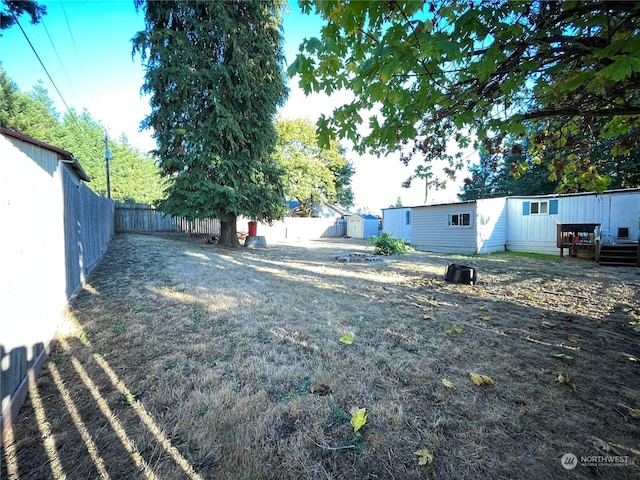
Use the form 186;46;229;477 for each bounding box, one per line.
411;203;478;253
476;197;508;253
382;208;412;242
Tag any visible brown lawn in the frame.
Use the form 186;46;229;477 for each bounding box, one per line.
2;233;639;479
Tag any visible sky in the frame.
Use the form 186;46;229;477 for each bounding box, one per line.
0;0;473;212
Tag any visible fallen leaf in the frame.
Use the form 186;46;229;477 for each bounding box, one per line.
519;406;528;416
339;334;354;345
551;353;574;364
555;371;577;391
630;408;640;418
349;407;367;432
470;372;494;386
441;379;453;388
541;321;556;328
568;335;581;343
414;447;433;466
481;316;491;322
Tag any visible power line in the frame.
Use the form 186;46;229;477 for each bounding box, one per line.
59;0;90;92
41;17;82;107
10;11;82;131
9;10;106;161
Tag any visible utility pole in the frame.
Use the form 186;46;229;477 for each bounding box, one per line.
104;132;112;199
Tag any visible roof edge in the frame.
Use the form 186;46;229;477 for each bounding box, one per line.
1;127;91;182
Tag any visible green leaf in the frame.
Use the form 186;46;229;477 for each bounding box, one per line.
441;379;453;388
551;353;574;364
339;333;354;345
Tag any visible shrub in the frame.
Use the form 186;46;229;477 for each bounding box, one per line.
370;232;412;255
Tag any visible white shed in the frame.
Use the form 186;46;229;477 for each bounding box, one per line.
410;197;508;254
347;213;379;239
381;207;412;243
506;189;640;254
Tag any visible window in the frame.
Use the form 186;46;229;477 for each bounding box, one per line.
530;201;547;214
448;212;471;227
405;210;411;225
618;227;629;238
523;200;557;215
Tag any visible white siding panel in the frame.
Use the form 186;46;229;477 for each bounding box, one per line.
506;191;640;254
381;208;412;242
476;197;508;253
411;203;478;253
608;193;640;241
506;198;560;254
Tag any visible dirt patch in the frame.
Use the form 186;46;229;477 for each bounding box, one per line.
3;234;640;479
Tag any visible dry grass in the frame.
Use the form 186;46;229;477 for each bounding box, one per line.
3;233;640;479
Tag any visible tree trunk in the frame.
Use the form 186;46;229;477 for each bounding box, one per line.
219;217;239;247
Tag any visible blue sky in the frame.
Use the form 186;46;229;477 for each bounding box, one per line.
1;0;466;211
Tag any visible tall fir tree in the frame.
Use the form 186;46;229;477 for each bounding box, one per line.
133;0;288;246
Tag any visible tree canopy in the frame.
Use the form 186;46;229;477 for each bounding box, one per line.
133;0;288;246
0;67;165;203
289;0;640;193
274;118;354;216
1;0;45;33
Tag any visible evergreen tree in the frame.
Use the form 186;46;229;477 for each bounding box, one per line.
1;0;46;33
133;0;288;246
0;67;165;204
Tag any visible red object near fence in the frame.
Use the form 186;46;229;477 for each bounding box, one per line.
248;221;257;236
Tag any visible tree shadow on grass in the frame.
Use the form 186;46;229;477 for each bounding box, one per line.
5;234;639;479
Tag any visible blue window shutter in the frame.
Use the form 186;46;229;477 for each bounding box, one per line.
522;201;530;216
549;199;558;214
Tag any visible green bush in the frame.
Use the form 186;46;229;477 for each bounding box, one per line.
369;232;412;255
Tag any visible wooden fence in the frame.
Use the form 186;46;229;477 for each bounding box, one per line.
115;203;220;235
115;204;347;240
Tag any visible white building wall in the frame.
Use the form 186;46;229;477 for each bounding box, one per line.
1;135;68;357
476;197;508;254
411;203;478;253
381;208;412;243
607;192;640;241
506;190;640;254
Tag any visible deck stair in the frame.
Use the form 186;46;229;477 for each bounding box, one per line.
597;243;639;267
